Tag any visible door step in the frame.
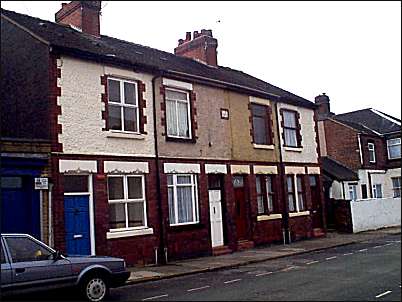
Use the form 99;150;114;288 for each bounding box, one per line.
212;245;232;256
313;228;326;238
237;240;255;251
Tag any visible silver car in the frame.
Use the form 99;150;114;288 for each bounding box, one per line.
1;234;130;301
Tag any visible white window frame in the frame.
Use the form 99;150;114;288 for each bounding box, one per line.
108;77;140;133
296;175;305;212
372;183;383;199
165;87;192;139
348;184;358;201
282;110;299;148
167;174;199;226
286;174;306;213
368;143;376;163
387;138;401;159
392;177;401;198
107;175;147;232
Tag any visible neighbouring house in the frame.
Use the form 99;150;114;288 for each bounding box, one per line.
316;93;401;233
1;1;325;266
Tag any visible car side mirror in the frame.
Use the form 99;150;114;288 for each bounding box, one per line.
52;250;63;261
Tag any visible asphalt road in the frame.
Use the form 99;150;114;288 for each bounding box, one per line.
5;234;401;301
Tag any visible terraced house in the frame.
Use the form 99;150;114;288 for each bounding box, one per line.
1;1;325;266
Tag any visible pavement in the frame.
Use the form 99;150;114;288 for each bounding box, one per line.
126;226;401;285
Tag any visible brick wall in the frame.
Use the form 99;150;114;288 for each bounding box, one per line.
360;134;388;170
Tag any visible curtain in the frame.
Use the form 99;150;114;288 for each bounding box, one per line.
177;101;189;137
166;99;177;136
255;176;264;214
168;187;175;223
177;186;193;223
284;129;297;147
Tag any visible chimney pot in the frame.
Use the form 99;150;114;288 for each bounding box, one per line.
185;32;191;41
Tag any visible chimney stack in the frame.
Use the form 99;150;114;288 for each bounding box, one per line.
315;93;332;119
55;1;101;37
174;29;218;66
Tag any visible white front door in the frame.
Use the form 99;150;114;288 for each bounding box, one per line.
209;190;224;247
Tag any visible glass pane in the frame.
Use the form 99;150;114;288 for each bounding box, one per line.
5;237;52;262
108;104;122;130
128;177;143;199
287;176;293;193
64;175;88;193
177;186;193;223
284;129;298;147
376;185;383;198
108;177;124;200
1;244;5;263
266;176;273;193
389;145;401;159
309;176;317;187
255;176;262;194
288;195;295;212
257;196;265;214
297;177;303;193
177;175;191;185
166;89;187;101
128;202;145;227
251;104;267;117
233;176;244;188
108;79;121;103
253;116;268;145
166;99;178;136
109;203;126;229
1;177;22;189
177;101;190;137
123;107;137;132
267;195;274;212
167;175;173;186
283;111;296;128
298;194;305;211
124;82;136;105
168;187;175;224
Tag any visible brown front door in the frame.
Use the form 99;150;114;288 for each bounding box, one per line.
233;176;247;240
310;175;323;229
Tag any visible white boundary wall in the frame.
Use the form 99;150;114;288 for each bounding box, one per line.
350;197;401;233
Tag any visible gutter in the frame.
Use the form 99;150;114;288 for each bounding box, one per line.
357;133;363;165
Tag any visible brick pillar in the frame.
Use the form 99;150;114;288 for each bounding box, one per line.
94;160;109;255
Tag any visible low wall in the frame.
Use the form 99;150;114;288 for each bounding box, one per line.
350;197;401;233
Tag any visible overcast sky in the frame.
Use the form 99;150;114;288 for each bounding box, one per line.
2;1;401;118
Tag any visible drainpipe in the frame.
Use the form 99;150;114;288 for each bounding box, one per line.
274;101;290;244
152;73;166;265
48;183;53;247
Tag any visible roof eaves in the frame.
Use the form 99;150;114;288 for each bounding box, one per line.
370;108;401;126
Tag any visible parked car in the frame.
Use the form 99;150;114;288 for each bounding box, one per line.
1;233;130;301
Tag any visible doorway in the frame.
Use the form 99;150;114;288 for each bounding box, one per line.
309;175;324;229
208;175;224;248
233;175;248;240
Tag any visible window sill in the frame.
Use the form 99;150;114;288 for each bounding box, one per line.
106;227;154;239
257;213;282;221
289;211;310;217
166;136;196;144
106;131;145;140
284;146;303;152
253;144;275;150
168;222;204;232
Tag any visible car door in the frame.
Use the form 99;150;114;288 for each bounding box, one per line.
4;235;73;291
1;236;13;292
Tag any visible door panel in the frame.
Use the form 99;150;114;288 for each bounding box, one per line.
209;190;224;247
310;176;323;228
234;187;247;240
64;195;91;256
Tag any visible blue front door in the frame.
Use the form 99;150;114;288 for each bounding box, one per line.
64;195;91;255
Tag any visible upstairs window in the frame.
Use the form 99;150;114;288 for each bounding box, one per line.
368;142;376;163
282;110;300;147
387;138;401;159
392;177;401;198
108;78;139;133
165;88;192;139
251;103;272;145
256;175;276;215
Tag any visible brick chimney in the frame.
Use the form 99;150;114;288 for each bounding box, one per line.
315;93;333;118
174;29;218;66
55;1;101;37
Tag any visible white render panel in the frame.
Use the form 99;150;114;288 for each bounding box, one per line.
104;161;149;174
253;165;278;174
58;56;155;157
59;159;97;173
277;103;318;164
307;167;321;174
351;197;401;233
317;121;327;156
205;164;228;174
162;78;193;90
164;163;201;174
249;96;271;106
285;166;305;175
230;165;251;174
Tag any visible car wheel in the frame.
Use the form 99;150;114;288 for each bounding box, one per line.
81;274;109;302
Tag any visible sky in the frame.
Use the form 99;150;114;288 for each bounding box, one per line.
1;1;401;119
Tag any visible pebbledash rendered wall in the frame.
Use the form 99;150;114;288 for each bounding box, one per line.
350;197;401;233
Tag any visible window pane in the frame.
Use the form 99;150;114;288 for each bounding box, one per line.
253;116;268;145
123;107;137;132
389;144;401;159
256;176;262;194
177;101;190;137
166;89;187;101
108;177;124;200
108;104;122;130
124;82;137;105
166;99;178;136
177;175;192;185
376;185;383;198
177;186;194;223
108;80;121;103
251;104;267;117
168;187;175;224
266;176;273;193
128;177;143;199
64;175;88;193
109;203;126;229
283;111;296;128
309;176;317;187
287;176;294;193
5;237;52;262
257;196;265;214
296;176;303;193
167;175;173;186
284;129;298;147
288;194;295;212
128;202;145;227
267;195;274;212
1;244;5;263
233;176;244;188
298;194;305;211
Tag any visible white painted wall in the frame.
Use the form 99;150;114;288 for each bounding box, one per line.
58;56;155;157
350;197;401;233
277;103;318;163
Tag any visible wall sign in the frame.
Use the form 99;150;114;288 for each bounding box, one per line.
220;108;229;120
34;177;48;190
